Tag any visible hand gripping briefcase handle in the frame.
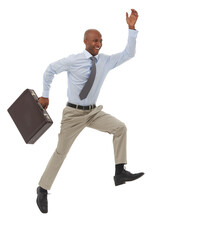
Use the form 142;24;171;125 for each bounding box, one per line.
7;89;53;144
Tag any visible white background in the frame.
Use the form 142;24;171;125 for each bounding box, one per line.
1;0;201;239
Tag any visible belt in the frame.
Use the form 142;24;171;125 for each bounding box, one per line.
67;102;96;110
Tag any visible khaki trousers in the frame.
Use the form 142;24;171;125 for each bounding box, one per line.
39;105;127;190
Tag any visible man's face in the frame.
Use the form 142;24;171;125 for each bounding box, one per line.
84;30;102;56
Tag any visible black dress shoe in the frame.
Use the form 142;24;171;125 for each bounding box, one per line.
36;186;48;213
114;169;144;186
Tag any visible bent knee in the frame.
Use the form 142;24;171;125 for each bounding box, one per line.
115;122;127;136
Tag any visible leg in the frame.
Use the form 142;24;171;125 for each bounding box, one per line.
39;107;86;190
88;109;144;186
88;110;127;165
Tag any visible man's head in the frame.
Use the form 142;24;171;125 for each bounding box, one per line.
84;29;102;56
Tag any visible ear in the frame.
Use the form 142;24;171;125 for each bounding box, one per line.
84;39;88;45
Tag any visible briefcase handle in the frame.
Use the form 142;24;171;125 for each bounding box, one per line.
30;89;52;122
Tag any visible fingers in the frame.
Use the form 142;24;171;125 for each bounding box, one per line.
126;12;128;19
43;103;48;110
131;9;137;13
38;97;49;110
131;9;138;16
126;9;138;18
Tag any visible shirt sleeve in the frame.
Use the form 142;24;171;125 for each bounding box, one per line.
106;29;138;70
42;56;72;98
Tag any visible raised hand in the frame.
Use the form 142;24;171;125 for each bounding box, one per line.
126;9;138;29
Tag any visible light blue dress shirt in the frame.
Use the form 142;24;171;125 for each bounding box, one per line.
42;29;138;106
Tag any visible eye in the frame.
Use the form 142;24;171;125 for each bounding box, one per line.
93;39;103;43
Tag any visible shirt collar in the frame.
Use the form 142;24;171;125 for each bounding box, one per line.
83;50;99;61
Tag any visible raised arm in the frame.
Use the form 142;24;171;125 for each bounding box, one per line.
105;9;139;70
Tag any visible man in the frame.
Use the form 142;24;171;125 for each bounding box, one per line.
37;9;144;214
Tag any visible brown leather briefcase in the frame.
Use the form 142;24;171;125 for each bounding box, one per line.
7;89;53;144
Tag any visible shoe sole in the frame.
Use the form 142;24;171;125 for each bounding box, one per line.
113;177;126;186
114;173;144;186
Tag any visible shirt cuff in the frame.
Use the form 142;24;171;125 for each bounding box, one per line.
129;29;138;38
42;90;49;98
